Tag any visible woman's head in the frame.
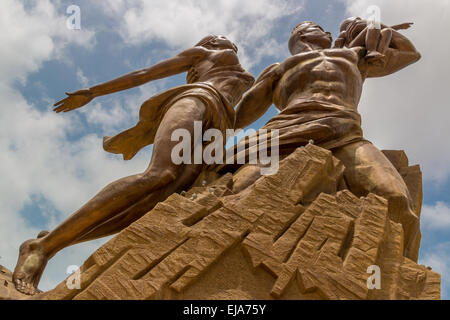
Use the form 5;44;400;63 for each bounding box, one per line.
288;21;332;54
195;35;238;53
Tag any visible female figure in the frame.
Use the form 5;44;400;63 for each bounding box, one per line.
13;35;254;295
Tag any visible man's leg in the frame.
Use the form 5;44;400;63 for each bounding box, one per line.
13;97;206;295
333;141;420;261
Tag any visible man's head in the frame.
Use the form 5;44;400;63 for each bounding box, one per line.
288;21;332;55
195;35;238;53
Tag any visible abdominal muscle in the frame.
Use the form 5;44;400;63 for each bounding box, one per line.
275;53;364;112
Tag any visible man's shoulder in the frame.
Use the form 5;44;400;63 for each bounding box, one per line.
256;63;281;83
282;48;356;66
324;46;365;57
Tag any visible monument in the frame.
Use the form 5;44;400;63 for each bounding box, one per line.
0;19;441;300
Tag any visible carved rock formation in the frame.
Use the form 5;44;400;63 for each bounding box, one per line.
0;265;28;300
2;144;441;300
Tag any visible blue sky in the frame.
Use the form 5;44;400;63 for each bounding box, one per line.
0;0;449;299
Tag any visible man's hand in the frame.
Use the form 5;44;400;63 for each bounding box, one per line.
53;89;94;113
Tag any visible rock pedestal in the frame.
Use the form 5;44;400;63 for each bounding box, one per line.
0;265;28;300
30;145;440;300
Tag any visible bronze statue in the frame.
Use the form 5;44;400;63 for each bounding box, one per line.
13;35;254;295
229;21;421;261
12;19;423;297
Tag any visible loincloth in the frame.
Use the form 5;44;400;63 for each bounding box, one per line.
103;83;235;160
216;100;365;172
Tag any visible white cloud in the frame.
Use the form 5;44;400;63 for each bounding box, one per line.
98;0;304;68
0;0;95;85
76;68;90;88
0;0;150;290
422;202;450;230
420;242;450;299
0;83;152;288
344;0;450;184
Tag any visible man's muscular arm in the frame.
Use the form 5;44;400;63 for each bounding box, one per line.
360;28;421;78
234;63;281;129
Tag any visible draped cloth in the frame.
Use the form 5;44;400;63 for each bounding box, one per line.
103;83;235;161
216;100;365;172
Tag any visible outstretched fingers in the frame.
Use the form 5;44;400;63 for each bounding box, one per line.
53;97;68;113
14;277;36;295
53;98;75;113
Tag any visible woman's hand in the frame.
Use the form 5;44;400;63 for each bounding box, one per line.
53;89;95;113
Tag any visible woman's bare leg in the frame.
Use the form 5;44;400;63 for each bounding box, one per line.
13;97;206;295
71;164;203;244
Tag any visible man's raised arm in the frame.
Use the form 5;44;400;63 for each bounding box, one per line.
235;63;281;129
362;28;421;78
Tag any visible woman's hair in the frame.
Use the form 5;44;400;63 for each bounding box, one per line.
195;35;218;48
291;21;324;35
187;35;238;83
194;35;238;52
186;35;218;84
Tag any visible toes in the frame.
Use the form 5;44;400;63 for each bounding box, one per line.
15;279;22;288
15;280;25;293
25;283;32;295
19;281;26;292
14;279;36;295
29;284;37;295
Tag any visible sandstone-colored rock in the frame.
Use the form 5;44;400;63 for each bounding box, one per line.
382;150;423;262
0;265;28;300
382;150;409;171
32;145;440;300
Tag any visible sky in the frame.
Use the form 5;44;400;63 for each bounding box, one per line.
0;0;449;299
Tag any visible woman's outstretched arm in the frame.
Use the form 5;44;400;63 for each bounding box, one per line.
89;47;208;96
54;47;209;113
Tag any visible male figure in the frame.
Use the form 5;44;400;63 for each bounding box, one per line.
232;21;421;261
13;35;254;295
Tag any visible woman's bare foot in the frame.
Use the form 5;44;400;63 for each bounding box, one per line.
13;239;48;296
